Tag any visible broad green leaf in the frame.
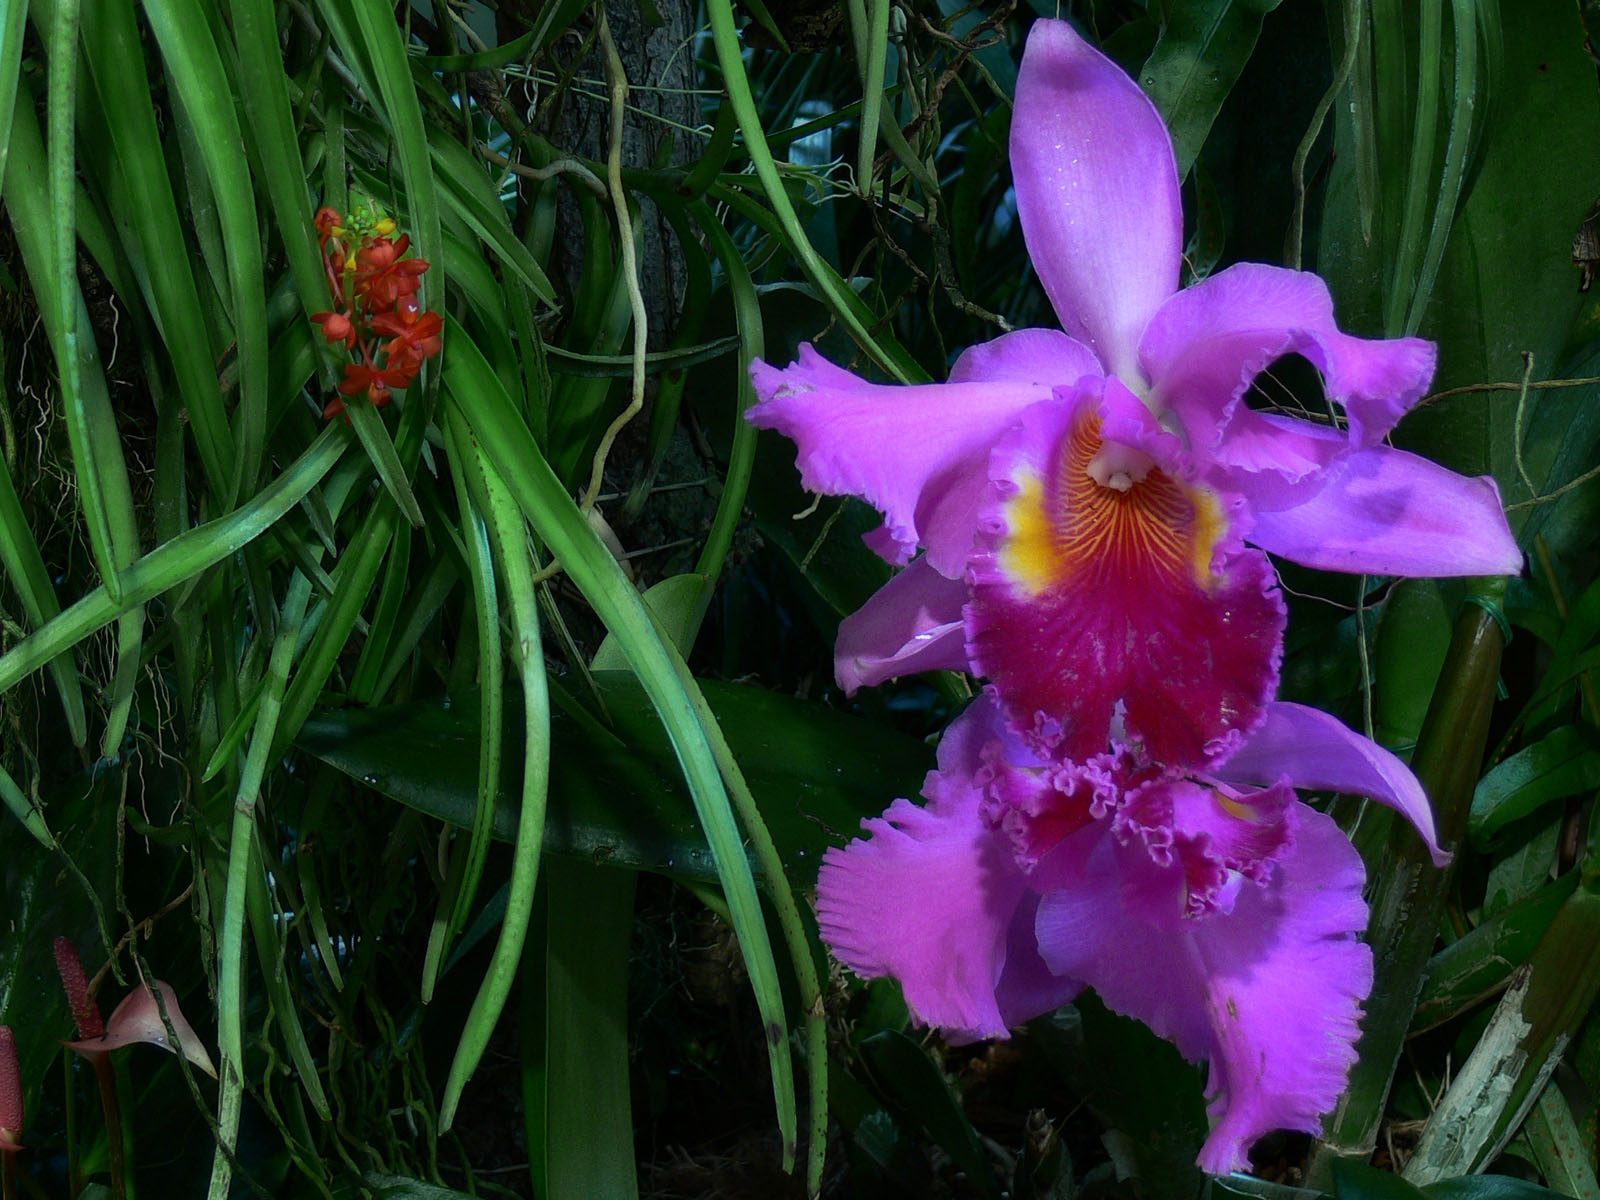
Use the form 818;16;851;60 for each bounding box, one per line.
364;1173;476;1199
1413;871;1578;1032
1333;1160;1429;1200
857;1031;1000;1200
1031;995;1207;1200
537;860;639;1200
1374;580;1452;749
1470;725;1600;842
591;574;706;669
297;674;931;885
1323;0;1600;504
1423;1176;1567;1199
1140;0;1285;178
1523;1082;1600;1200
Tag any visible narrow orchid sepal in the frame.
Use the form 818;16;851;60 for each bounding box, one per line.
1217;701;1449;866
835;555;970;694
1242;447;1523;579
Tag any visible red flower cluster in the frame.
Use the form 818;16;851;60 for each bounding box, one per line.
311;205;442;419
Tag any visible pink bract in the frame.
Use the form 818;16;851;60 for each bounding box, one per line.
64;980;217;1079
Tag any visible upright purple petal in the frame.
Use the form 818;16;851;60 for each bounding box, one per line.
1011;20;1182;381
749;345;1053;574
1139;264;1436;453
1034;803;1372;1174
816;704;1032;1040
1217;701;1449;866
1243;446;1523;578
966;381;1284;767
835;556;971;694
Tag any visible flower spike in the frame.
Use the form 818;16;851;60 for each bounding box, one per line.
53;936;105;1040
307;206;442;421
0;1026;21;1153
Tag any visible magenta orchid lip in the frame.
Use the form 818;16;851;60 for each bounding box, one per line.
747;15;1515;1176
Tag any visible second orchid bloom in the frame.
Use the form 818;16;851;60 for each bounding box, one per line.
747;16;1521;1176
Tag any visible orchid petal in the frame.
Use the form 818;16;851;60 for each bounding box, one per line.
749;345;1053;574
948;327;1104;386
966;382;1284;767
836;556;971;694
1140;263;1436;453
816;703;1033;1040
66;982;218;1078
1035;803;1372;1174
1011;19;1182;381
1244;446;1523;578
1115;777;1297;922
994;892;1082;1030
816;802;1027;1041
1218;701;1449;866
1206;410;1348;503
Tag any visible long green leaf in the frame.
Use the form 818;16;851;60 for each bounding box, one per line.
0;448;87;746
0;427;347;695
436;408;555;1137
1140;0;1285;178
441;321;800;1170
227;0;334;335
142;0;271;490
74;0;236;493
0;0;27;186
209;570;313;1200
704;0;919;383
325;0;443;314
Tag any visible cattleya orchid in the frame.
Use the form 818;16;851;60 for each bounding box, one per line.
748;19;1520;768
818;696;1447;1173
752;15;1525;1176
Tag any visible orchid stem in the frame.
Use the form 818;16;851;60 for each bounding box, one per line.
92;1053;126;1200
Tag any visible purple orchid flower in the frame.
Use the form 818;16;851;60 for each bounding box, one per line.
818;695;1447;1173
748;19;1520;769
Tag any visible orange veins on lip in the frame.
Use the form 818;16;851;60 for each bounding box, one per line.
999;414;1224;597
